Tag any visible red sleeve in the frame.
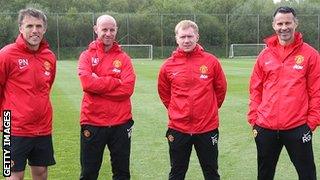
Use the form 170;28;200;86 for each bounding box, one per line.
213;61;227;108
100;56;136;101
157;63;171;109
0;85;3;108
247;59;264;126
0;51;8;131
50;56;56;88
0;51;9;109
0;85;2;131
306;52;320;131
78;52;121;94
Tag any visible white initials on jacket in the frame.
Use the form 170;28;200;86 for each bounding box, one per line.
302;131;311;143
18;59;29;69
91;57;99;66
211;134;218;146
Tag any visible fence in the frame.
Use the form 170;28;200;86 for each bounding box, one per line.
0;13;319;59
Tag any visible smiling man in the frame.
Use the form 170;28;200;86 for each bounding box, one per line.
248;6;320;180
0;8;56;180
78;14;136;180
158;20;227;180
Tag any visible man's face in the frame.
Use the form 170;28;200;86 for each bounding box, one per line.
19;15;46;51
272;12;298;45
94;19;117;48
175;27;199;52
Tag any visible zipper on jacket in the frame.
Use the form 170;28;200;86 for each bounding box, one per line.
276;44;300;130
277;62;284;131
277;61;284;131
33;53;43;93
186;55;194;132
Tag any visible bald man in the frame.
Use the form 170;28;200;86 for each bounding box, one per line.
78;14;136;180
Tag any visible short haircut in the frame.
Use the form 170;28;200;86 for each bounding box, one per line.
273;6;297;18
175;20;199;35
96;14;117;27
18;8;47;28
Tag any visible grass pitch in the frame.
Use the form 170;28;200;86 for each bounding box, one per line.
2;59;320;179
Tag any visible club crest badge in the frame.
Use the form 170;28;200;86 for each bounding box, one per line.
83;130;91;138
113;60;122;68
199;65;208;79
44;61;51;76
253;129;258;138
112;59;122;73
44;61;51;71
167;134;174;142
293;55;304;70
295;55;304;65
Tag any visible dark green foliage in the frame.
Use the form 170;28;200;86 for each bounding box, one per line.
0;0;318;58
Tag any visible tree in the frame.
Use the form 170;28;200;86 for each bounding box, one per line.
0;15;16;48
194;0;246;14
139;0;195;13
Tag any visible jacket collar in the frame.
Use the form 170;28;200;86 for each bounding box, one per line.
88;39;121;53
15;33;49;53
264;32;303;49
172;44;204;58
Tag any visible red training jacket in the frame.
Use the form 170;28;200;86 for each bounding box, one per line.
78;40;135;126
0;34;56;137
248;32;320;131
158;44;227;134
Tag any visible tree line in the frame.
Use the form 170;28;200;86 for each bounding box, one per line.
0;0;319;59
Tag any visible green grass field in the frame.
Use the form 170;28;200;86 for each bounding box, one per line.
3;59;320;179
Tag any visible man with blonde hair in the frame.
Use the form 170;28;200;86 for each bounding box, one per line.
158;20;227;180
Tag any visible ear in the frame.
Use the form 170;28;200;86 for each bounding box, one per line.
175;35;179;44
294;20;298;29
43;26;47;34
19;25;23;34
272;21;276;31
93;25;98;34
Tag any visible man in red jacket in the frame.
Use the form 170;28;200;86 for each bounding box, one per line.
158;20;227;180
248;6;320;180
78;14;135;180
0;8;56;180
